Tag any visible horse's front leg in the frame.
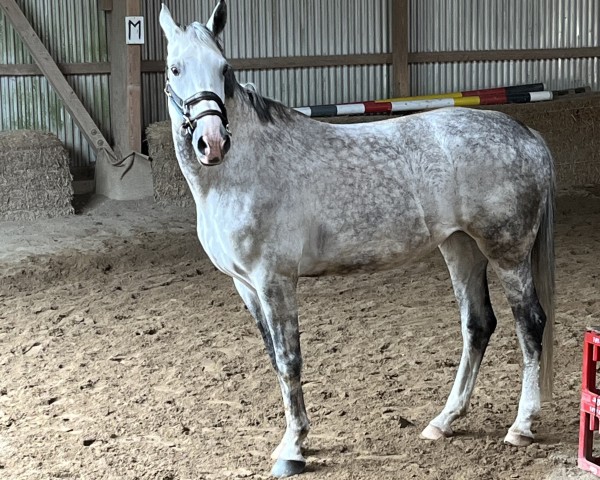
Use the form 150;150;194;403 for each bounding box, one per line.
254;274;309;478
233;279;277;370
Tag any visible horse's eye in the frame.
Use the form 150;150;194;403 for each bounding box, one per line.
170;66;180;76
222;64;230;76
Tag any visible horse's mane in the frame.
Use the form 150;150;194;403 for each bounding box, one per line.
224;68;292;124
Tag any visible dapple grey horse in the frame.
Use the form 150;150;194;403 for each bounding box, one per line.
159;2;555;477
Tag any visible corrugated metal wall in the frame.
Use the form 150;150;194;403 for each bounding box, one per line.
0;0;110;169
409;0;599;94
143;0;599;129
142;0;391;127
1;0;598;168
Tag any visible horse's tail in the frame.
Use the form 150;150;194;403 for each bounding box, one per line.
531;131;556;401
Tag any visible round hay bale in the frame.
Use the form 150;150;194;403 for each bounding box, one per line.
0;130;74;221
146;121;194;206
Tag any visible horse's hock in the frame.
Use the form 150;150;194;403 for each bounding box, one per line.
0;130;74;221
146;93;600;203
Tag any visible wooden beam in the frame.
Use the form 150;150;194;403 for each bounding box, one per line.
142;54;394;73
0;62;111;76
141;47;600;76
4;47;598;79
231;53;393;70
408;47;600;64
391;0;410;97
0;0;114;157
126;0;142;153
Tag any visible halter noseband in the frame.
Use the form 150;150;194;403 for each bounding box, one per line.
164;81;231;138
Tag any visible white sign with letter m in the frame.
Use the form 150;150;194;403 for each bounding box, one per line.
126;16;144;44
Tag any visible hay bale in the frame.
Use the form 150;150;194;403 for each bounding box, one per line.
146;121;193;206
0;130;74;221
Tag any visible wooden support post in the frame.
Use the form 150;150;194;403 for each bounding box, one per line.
99;0;113;11
94;0;152;200
391;0;410;97
0;0;115;159
126;0;142;153
109;0;143;157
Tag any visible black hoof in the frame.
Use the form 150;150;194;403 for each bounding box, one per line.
271;459;306;478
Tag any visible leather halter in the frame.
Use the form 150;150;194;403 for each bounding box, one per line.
164;81;231;138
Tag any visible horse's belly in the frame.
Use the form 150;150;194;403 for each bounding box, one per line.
298;230;442;277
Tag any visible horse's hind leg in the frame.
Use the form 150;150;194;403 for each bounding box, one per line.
422;232;497;440
491;259;546;446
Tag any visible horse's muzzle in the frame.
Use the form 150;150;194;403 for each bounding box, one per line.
194;121;231;166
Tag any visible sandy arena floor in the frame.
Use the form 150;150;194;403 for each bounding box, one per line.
1;189;599;480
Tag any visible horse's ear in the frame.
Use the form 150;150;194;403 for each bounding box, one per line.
159;4;180;42
206;0;227;37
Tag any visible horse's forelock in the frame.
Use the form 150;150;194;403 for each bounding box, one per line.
188;22;224;54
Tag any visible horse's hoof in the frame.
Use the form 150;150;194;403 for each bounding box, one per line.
421;424;451;441
504;431;534;447
271;459;306;478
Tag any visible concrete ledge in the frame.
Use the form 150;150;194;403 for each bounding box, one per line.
95;150;154;201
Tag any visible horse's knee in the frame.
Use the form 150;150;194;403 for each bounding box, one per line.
276;354;302;382
255;321;278;369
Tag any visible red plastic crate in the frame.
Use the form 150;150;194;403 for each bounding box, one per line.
579;328;600;475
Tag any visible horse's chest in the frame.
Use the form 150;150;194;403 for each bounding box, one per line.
197;224;234;274
196;210;257;281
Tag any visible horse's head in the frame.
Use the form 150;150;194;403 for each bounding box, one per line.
160;1;231;166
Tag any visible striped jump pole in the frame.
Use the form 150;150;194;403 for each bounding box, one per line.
377;83;545;103
295;89;552;117
294;84;590;118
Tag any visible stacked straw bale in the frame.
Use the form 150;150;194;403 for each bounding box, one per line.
147;121;193;206
0;130;74;221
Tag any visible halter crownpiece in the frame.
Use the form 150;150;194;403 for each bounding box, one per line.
164;81;231;137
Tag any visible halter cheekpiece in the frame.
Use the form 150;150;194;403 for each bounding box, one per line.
164;81;231;138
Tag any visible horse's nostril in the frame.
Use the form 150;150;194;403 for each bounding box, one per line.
198;137;208;155
223;135;231;155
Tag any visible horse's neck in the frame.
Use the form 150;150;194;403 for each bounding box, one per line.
225;91;310;153
225;96;279;157
171;101;261;201
175;94;303;204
